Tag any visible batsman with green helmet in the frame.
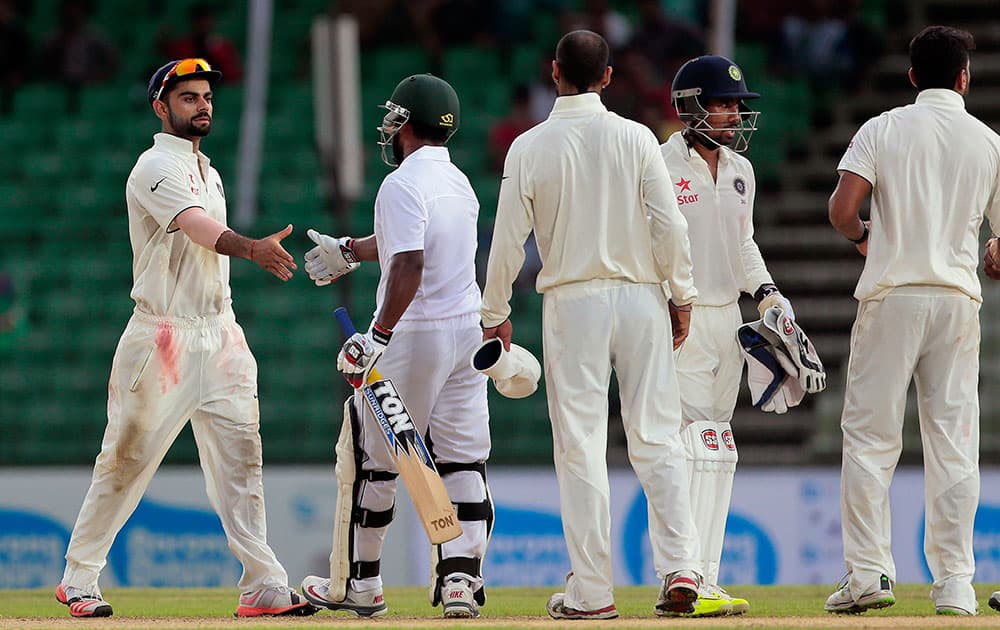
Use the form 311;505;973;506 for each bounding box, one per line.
300;74;493;619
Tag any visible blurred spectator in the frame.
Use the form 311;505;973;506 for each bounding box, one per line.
333;0;412;50
0;0;32;114
406;0;499;71
527;52;556;123
0;271;28;352
561;0;631;49
736;0;798;44
630;0;704;83
488;84;538;173
40;0;118;88
774;0;881;92
603;45;678;140
160;2;243;83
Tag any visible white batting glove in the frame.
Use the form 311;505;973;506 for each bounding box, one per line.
337;321;392;386
758;291;795;321
305;229;360;286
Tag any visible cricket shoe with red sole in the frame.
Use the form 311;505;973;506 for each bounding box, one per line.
300;576;387;617
235;586;318;617
546;593;619;620
655;569;700;615
55;583;113;618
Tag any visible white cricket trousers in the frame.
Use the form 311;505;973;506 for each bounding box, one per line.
351;314;491;592
542;280;700;611
63;309;289;593
675;302;743;424
840;287;980;610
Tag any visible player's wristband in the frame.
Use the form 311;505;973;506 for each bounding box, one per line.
849;225;869;244
753;283;779;303
371;322;393;345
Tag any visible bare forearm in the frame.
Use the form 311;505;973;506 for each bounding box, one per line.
376;252;423;329
351;235;379;261
215;229;255;261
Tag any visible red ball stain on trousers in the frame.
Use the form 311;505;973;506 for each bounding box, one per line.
155;321;181;394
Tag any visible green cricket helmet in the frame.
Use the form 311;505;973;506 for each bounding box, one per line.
378;73;460;166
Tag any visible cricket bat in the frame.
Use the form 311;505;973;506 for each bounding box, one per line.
334;307;462;545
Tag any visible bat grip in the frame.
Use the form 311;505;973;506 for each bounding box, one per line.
334;307;357;338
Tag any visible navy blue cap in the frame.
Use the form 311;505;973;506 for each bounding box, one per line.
148;58;223;104
671;55;759;102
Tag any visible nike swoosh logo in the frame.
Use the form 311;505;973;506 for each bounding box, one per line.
150;177;166;192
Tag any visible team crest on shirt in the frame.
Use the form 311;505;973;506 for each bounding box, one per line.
734;177;746;196
188;173;200;195
675;177;699;205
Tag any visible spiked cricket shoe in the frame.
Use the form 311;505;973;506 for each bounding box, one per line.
300;576;387;617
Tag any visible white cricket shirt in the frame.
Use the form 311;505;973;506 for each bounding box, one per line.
839;88;1000;302
125;133;230;317
660;132;772;306
373;145;482;329
481;92;696;327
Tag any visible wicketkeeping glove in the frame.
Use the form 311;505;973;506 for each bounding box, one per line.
337;321;392;387
305;229;360;286
761;305;826;393
738;320;805;413
757;291;795;321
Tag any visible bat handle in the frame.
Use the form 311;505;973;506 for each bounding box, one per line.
334;307;358;338
333;307;365;389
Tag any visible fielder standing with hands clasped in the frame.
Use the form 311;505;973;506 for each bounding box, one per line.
56;58;313;619
480;30;703;619
826;26;1000;616
300;74;494;619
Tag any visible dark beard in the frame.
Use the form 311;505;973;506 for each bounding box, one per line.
392;133;404;165
168;108;212;138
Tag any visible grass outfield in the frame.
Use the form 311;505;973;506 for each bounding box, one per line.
4;585;1000;629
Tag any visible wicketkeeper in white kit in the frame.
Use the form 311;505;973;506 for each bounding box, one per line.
299;74;497;619
661;55;826;616
55;58;314;619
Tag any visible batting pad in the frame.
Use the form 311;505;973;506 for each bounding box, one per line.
328;398;357;602
682;420;738;586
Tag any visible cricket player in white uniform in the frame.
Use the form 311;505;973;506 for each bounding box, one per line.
55;59;315;619
661;54;816;617
826;26;1000;616
481;30;702;620
299;74;492;619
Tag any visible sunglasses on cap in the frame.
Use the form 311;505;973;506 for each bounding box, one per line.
153;58;215;102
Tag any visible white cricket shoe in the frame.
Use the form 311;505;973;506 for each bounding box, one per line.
824;573;895;614
300;575;387;617
441;576;479;618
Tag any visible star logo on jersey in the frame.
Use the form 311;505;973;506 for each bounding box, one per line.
675;177;699;205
